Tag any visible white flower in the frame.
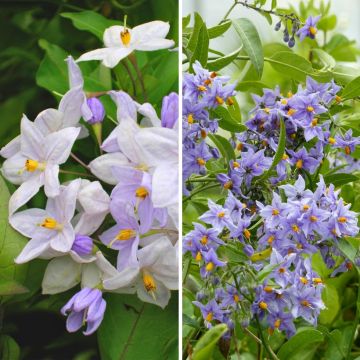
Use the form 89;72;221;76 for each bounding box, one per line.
77;21;175;68
2;117;80;214
103;237;178;308
10;180;81;264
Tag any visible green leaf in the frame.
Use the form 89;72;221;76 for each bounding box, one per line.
98;293;178;360
208;134;236;163
323;173;359;187
0;176;32;297
187;12;204;52
191;324;228;360
268;52;313;82
189;13;209;67
233;18;263;78
207;20;232;39
277;329;324;360
342;76;360;100
207;48;241;72
213;106;246;133
317;15;337;31
319;284;340;324
36;39;68;94
0;335;20;360
260;118;285;180
183;14;191;30
61;11;119;40
312;48;336;70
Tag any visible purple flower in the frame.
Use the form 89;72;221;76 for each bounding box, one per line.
61;287;106;335
288;147;320;173
86;97;105;124
161;92;178;129
193;299;226;328
199;200;232;232
280;175;312;201
296;16;321;41
267;311;296;338
334;129;360;155
183;141;212;178
200;248;226;277
71;234;93;256
329;199;359;237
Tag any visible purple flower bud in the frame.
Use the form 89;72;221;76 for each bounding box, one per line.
288;37;295;48
244;244;254;257
161;92;178;128
275;21;281;31
86;97;105;124
283;28;290;42
72;234;93;256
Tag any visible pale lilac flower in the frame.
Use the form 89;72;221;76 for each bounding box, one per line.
296;16;321;41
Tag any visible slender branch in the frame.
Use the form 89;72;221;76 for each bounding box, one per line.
70;152;90;170
59;169;95;178
122;60;137;97
255;315;280;360
128;53;148;102
183;183;220;203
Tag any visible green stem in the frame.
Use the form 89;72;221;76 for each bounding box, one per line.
183;183;220;203
255;316;280;360
221;1;238;23
59;169;95;178
70;152;90;170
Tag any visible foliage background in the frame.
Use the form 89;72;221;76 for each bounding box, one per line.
182;0;360;359
0;0;178;359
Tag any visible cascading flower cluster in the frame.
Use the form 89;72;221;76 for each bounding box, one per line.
1;20;178;336
183;62;360;339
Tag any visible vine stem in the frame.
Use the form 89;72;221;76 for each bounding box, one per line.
70;152;90;170
255;315;280;360
59;169;95;178
183;183;219;203
128;53;148;102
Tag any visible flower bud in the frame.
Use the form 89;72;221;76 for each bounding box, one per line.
161;92;178;129
288;36;296;48
72;234;93;256
274;20;281;31
86;97;105;124
283;28;289;43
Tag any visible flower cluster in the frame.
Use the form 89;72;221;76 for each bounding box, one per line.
1;20;178;335
182;61;236;194
183;64;360;339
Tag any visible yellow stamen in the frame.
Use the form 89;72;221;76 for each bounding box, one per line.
233;294;240;303
206;312;213;321
25;159;45;172
296;159;303;169
313;277;322;285
278;267;286;274
200;236;208;245
195;251;202;262
233;161;240;168
264;286;273;293
41;217;63;231
338;217;347;223
200;129;207;139
303;204;310;211
290;133;296;139
292;224;300;233
224;181;233;189
328;137;336;145
264;107;271;114
243;228;251;239
237;143;244;151
309;26;317;36
274;319;281;329
287;108;296;116
205;262;214;272
300;277;308;284
267;235;274;245
306;105;314;112
226;97;234;106
187;113;194;124
280;99;287;105
198;85;207;92
272;209;280;216
287;91;293;98
217;211;225;218
335;95;342;103
210;72;217;78
345;146;351;155
301;300;310;307
310;215;318;222
282;154;289;160
216;96;224;105
120;29;131;47
311;118;318;127
135;187;148;199
197;158;206;166
259;301;268;310
204;79;212;86
143;272;156;292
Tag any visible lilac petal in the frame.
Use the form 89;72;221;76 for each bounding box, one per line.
66;310;84;333
74;288;101;312
83;302;106;336
138;197;154;233
87;297;106;323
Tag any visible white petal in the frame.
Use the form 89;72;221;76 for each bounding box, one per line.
89;153;131;184
0;135;21;159
44;165;60;198
135;39;174;51
74;212;106;236
66;56;84;88
50;223;74;253
117;121;143;164
108;91;137;122
103;25;125;48
69;250;96;264
59;87;84;128
2;153;28;185
42;256;81;294
81;262;101;288
15;237;51;264
77;47;132;68
134;127;178;166
54;179;81;221
138;238;170;268
136;278;170;309
152;164;178;208
44;127;80;164
137;103;161;127
101;126;121;153
78;181;110;215
9;175;43;215
103;267;139;290
20;115;45;160
132;21;170;41
9;208;48;238
34;108;63;136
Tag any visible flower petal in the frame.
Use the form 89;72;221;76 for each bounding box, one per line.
15;236;51;264
0;135;21;159
66;56;84;88
135;38;175;51
44;165;60;198
77;48;132;68
20;115;45;160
